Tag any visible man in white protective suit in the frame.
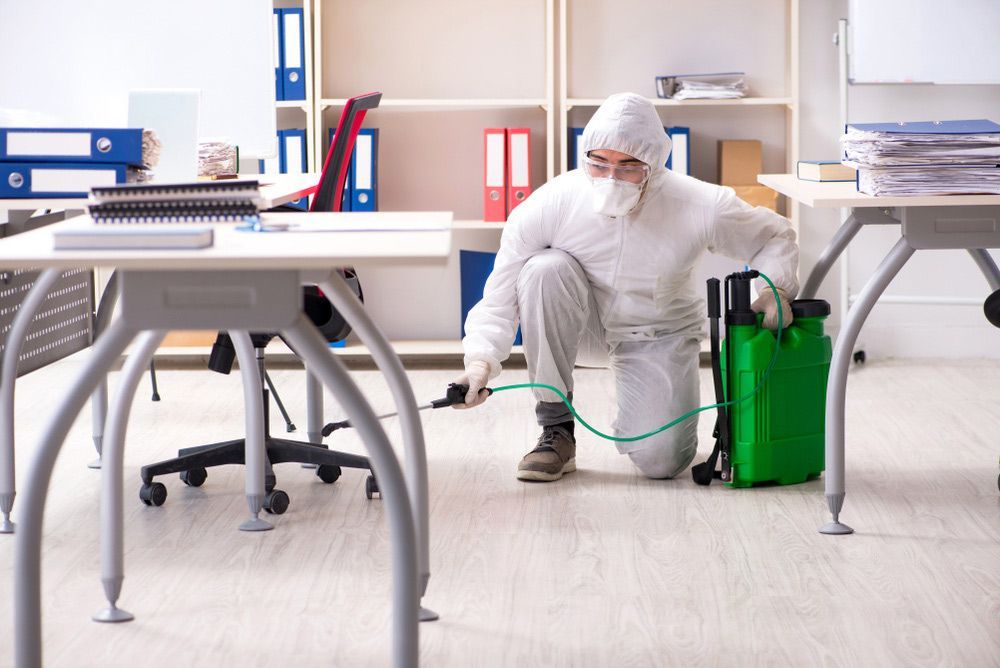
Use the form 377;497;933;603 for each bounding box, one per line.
455;92;799;482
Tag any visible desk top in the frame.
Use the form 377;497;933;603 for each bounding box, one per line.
0;211;452;270
758;173;1000;209
0;173;320;213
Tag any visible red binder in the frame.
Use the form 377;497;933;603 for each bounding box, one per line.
506;128;531;214
483;128;507;222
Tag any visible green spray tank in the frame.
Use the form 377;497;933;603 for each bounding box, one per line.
692;271;832;488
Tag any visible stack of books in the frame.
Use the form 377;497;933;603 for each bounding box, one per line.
87;180;262;223
841;120;1000;196
53;180;263;250
0;128;150;198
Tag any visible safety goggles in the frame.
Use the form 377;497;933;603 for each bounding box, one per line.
582;156;650;184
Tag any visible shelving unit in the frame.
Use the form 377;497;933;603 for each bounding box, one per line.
162;0;802;358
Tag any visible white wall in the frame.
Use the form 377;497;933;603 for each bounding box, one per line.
799;1;1000;359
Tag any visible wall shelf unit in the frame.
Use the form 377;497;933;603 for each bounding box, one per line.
225;0;802;354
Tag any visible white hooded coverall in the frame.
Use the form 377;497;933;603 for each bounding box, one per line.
462;93;799;479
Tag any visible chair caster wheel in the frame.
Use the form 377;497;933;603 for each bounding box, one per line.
365;475;379;500
853;350;866;364
265;474;276;493
316;465;342;484
180;467;207;487
263;489;289;515
139;482;167;507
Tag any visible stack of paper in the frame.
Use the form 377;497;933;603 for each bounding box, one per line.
841;120;1000;196
655;72;747;100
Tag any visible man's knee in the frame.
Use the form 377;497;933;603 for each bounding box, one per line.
517;249;585;294
626;434;697;480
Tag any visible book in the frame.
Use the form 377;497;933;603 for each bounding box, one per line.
797;161;857;182
53;224;214;250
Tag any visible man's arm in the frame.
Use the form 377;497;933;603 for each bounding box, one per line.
708;185;800;297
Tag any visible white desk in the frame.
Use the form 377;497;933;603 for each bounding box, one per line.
0;173;326;533
1;211;450;668
759;174;1000;535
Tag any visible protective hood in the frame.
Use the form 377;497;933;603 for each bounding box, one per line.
581;93;672;171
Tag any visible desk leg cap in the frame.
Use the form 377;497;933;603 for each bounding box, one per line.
93;606;134;623
819;521;854;535
239;517;273;532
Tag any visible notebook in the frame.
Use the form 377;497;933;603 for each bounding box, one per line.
53;224;214;250
87;179;262;223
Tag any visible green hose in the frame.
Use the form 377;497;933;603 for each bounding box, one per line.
488;271;784;443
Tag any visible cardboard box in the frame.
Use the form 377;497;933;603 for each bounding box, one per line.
732;185;778;211
161;330;218;347
718;140;762;186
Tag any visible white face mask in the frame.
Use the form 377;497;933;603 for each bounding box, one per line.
591;178;643;217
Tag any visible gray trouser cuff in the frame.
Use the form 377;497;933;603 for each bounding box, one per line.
536;392;573;426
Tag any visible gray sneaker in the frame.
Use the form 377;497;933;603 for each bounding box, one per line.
516;425;577;482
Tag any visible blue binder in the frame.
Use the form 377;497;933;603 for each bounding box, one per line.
272;8;284;101
328;128;352;211
0;128;143;166
280;128;308;210
567;127;584;171
281;8;306;100
666;126;690;175
847;119;1000;135
0;161;127;197
460;250;522;345
351;128;378;212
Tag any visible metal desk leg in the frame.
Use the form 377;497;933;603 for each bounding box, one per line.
800;213;863;299
94;330;165;623
88;271;119;469
968;248;1000;291
0;268;62;534
821;237;916;535
319;273;436;622
282;314;418;668
306;370;323;447
15;320;137;668
231;331;272;532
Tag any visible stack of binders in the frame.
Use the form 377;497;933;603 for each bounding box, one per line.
566;126;689;175
273;7;306;101
0;128;144;198
483;128;532;222
327;127;379;212
841;119;1000;196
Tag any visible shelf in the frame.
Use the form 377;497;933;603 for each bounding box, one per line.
276;100;310;110
319;98;549;111
149;338;711;363
451;220;507;230
566;97;794;108
150;339;518;363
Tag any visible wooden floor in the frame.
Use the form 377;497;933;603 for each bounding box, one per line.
1;355;998;667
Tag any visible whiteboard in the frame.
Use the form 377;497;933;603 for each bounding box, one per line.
849;0;1000;84
0;0;276;157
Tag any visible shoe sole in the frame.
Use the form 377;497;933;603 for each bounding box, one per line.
516;458;576;482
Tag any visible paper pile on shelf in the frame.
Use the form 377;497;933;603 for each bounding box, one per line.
655;72;747;100
841;120;1000;196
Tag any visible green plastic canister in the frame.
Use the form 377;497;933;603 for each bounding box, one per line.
720;299;832;487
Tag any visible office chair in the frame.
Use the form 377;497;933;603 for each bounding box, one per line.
139;93;383;514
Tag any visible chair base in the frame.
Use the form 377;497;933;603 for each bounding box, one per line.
140;436;371;491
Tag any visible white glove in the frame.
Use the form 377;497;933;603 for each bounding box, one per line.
751;286;794;330
451;360;492;409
